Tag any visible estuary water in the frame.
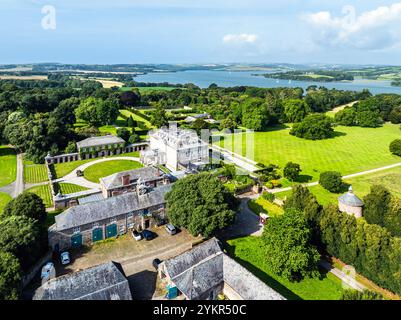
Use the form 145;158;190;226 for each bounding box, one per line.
134;70;401;95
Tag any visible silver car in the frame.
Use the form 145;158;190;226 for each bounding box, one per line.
165;223;177;235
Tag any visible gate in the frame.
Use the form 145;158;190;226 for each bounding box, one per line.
106;224;117;238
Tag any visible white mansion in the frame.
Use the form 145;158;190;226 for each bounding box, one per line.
140;126;209;171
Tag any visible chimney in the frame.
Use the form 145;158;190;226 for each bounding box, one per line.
121;174;130;186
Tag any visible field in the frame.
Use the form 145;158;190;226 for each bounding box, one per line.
220;123;401;181
26;183;53;208
23;161;48;183
83;160;143;182
59;183;89;194
276;165;401;206
0;146;17;187
0;75;48;80
0;192;12;213
81;78;124;88
226;236;344;300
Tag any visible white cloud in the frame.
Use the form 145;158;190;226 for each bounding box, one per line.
302;3;401;50
222;33;259;44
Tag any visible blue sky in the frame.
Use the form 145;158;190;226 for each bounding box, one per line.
2;0;401;65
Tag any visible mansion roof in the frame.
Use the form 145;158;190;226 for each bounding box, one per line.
54;184;172;231
149;128;208;150
33;262;132;300
76;135;125;149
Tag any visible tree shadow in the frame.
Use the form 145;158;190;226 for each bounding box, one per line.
221;241;302;300
263;124;290;132
329;131;347;139
339;182;351;193
295;174;313;183
0;147;16;157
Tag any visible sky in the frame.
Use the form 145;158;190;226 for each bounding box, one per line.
2;0;401;65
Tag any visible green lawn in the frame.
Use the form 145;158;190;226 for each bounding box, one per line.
83;160;143;182
26;183;53;208
0;146;17;187
219;123;401;181
0;192;12;213
54;158;95;178
54;152;142;178
226;236;344;300
119;109;154;130
276;165;401;206
248;198;284;217
59;183;89;194
23;161;48;183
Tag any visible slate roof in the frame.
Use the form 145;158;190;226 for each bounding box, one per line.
33;262;132;300
54;184;172;231
76;135;125;149
162;238;285;300
100;166;165;190
338;186;363;207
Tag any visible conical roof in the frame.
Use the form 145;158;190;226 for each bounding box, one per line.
338;185;363;207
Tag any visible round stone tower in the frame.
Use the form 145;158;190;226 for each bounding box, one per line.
338;185;363;218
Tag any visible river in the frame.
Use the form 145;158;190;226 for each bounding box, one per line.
134;70;401;95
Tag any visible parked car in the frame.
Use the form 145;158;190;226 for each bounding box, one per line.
165;223;177;235
152;258;162;271
41;262;55;280
141;230;155;241
60;251;70;265
131;229;142;241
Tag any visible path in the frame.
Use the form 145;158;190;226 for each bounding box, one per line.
210;145;260;173
319;260;366;292
217;193;263;240
269;161;401;194
0;153;24;198
55;156;141;189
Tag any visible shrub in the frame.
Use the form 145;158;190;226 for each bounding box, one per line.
270;180;282;188
319;171;343;193
262;192;275;202
389;139;401;157
264;181;274;189
283;162;301;181
340;290;383;300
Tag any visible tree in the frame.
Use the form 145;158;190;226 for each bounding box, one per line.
126;115;136;128
363;185;392;227
219;115;237;132
0;251;21;300
3;192;46;224
262;208;320;281
128;133;140;144
389;106;401;124
283;162;301;181
166;173;237;237
65;141;77;154
283;99;311;123
116;127;130;142
120;90;140;107
0;215;41;270
75;97;103;126
96;99;120;125
290;114;334;140
150;106;168;128
319;171;343;193
334;107;357;126
356;110;382;127
241;98;270;131
390;139;401;156
340;290;383;300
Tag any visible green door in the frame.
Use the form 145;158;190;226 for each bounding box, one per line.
71;234;82;248
106;224;117;238
92;228;103;243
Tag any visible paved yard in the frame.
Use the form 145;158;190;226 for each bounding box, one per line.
55;226;201;300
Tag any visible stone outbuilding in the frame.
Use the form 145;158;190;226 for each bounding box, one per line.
158;238;285;300
33;261;132;300
338;185;364;218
